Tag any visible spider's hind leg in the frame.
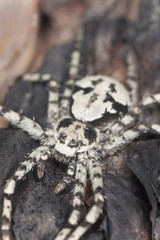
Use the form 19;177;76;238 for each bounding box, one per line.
100;93;160;143
110;93;160;137
23;73;52;82
60;27;84;119
140;93;160;108
100;48;139;141
23;73;60;129
124;47;139;108
104;123;160;156
47;78;60;129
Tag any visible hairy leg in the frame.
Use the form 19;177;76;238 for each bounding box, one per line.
67;150;104;240
140;93;160;107
124;47;139;107
60;27;84;119
23;73;60;129
104;123;160;155
54;152;87;240
47;78;60;129
0;106;44;140
100;93;160;142
1;145;52;240
23;73;52;82
55;158;76;193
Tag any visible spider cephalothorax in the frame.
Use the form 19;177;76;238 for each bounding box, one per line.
1;26;160;240
54;117;98;160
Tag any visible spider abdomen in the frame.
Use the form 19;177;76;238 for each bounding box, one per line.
72;75;131;123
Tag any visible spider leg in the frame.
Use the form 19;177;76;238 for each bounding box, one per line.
104;123;160;155
112;93;160;137
60;27;84;119
0;106;44;140
47;78;60;129
54;152;87;240
100;111;137;143
67;150;104;240
36;158;46;180
124;47;139;107
55;158;76;193
23;73;60;129
1;145;52;240
140;93;160;107
23;73;52;82
100;48;138;140
100;93;160;142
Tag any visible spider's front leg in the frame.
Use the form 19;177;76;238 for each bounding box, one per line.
54;150;104;240
0;106;44;140
54;153;87;240
67;149;104;240
55;158;76;193
1;145;52;240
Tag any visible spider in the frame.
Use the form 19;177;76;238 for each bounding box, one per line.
1;27;160;240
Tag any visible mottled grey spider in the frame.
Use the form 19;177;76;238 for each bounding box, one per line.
1;27;160;240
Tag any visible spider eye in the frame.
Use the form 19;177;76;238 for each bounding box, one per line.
68;139;79;148
58;133;67;143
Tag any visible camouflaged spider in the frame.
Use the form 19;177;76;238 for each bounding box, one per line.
1;27;160;240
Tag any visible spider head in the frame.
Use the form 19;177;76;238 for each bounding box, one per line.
54;118;98;157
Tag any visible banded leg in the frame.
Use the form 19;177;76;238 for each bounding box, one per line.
99;48;139;141
100;111;137;143
23;73;52;82
124;48;139;107
1;145;52;240
0;106;44;140
67;150;104;240
104;123;160;155
140;93;160;107
113;93;160;135
55;159;76;193
54;153;87;240
47;79;59;129
23;73;60;129
100;93;160;142
60;27;84;119
100;48;139;140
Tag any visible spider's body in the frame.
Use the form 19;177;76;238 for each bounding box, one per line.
1;27;160;240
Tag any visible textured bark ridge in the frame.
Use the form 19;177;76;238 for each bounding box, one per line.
1;0;160;240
